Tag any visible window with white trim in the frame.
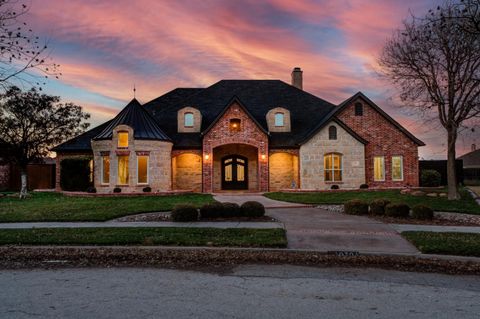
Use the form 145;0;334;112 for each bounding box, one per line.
392;156;403;181
374;156;385;181
118;132;129;148
137;155;149;184
324;153;342;182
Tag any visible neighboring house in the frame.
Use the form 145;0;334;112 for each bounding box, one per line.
52;68;425;193
458;145;480;185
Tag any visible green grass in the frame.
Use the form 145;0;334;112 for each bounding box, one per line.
0;192;215;222
0;227;287;248
265;188;480;215
402;231;480;257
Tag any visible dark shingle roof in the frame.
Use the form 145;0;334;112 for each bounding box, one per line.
51;121;112;152
459;149;480;168
93;98;170;141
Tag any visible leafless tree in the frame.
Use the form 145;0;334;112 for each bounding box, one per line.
379;0;480;200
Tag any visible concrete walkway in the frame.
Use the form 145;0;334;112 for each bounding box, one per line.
213;193;312;208
391;224;480;234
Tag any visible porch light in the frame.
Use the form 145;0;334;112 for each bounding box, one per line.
205;154;210;160
261;154;266;160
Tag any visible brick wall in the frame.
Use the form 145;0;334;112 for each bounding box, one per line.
337;98;420;187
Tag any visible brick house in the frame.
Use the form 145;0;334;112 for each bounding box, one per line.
52;68;424;193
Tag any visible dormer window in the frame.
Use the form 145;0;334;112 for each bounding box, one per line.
355;102;363;116
229;118;241;132
274;113;284;127
118;132;129;148
184;112;194;127
328;126;337;140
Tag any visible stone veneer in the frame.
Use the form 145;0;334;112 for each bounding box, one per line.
91;125;172;193
269;149;299;191
266;107;291;132
172;150;202;192
177;107;202;133
300;121;365;189
337;98;420;187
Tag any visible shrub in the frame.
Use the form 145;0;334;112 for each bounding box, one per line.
222;202;242;217
360;183;369;189
420;169;442;187
411;205;434;220
330;184;339;190
60;158;93;191
171;204;198;222
241;201;265;217
143;186;152;193
86;186;96;193
200;202;225;219
385;203;410;218
369;198;390;215
113;187;121;193
344;199;369;215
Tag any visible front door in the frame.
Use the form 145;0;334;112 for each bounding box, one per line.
221;155;248;190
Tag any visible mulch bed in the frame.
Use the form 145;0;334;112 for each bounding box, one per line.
1;246;479;275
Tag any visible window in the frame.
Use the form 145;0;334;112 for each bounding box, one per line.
118;132;129;148
274;113;284;126
355;102;363;116
374;156;385;181
229;118;241;132
328;125;337;140
101;156;110;184
184;112;194;127
137;155;149;184
117;156;129;185
324;153;342;182
392;156;403;181
89;159;94;183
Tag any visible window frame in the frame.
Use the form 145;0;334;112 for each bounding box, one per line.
117;131;129;148
274;112;284;127
101;156;110;185
136;155;149;185
328;125;337;140
324;153;343;182
117;155;129;185
392;155;404;181
373;156;385;182
354;102;363;116
229;118;241;132
184;112;194;127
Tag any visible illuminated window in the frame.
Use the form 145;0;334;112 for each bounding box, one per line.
184;112;194;127
274;113;284;126
392;156;403;181
117;156;129;185
328;126;337;140
137;155;149;184
118;132;129;148
102;156;110;184
324;153;342;182
89;159;94;183
229;118;241;132
355;102;363;116
374;156;385;181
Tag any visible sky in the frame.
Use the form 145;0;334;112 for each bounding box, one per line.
21;0;478;159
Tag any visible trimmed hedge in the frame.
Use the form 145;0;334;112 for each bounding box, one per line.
369;198;391;216
171;204;198;222
421;169;441;187
344;199;369;215
200;202;225;219
411;205;434;220
222;202;242;217
241;201;265;217
113;187;121;193
385;203;410;218
330;184;339;190
360;184;369;189
143;186;152;193
60;158;93;191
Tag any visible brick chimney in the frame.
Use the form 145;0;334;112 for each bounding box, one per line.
472;144;477;152
291;67;303;90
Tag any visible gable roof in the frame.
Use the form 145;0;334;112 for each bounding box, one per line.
93;98;170;141
458;149;480;167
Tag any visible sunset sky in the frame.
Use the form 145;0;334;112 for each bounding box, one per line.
25;0;478;159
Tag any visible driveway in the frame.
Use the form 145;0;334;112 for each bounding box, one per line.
214;195;419;254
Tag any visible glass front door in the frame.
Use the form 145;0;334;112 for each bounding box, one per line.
221;155;248;190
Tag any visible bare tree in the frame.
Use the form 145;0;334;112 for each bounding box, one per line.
0;1;60;90
379;0;480;200
0;87;89;198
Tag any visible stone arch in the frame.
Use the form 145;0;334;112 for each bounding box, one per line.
177;107;202;132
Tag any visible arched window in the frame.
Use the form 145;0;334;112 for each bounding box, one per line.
355;102;363;116
328;125;337;140
184;112;194;127
274;112;284;126
324;153;342;182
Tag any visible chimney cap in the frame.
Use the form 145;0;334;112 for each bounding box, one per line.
293;67;302;71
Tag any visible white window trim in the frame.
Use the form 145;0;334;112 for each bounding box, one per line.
392;155;404;181
373;156;385;182
137;155;149;185
101;156;109;185
324;153;343;182
274;112;284;127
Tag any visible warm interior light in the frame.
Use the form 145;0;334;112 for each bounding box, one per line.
232;123;237;128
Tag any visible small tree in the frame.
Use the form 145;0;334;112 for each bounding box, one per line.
379;0;480;200
0;87;89;198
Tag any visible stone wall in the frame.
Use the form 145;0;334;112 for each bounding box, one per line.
300;121;365;190
266;107;291;132
269;150;299;191
172;150;202;192
337;98;420;187
177;107;202;133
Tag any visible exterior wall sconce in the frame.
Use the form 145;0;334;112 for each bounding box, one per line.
204;154;210;160
261;154;266;160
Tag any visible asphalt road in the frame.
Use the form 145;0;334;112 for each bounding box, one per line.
1;265;479;318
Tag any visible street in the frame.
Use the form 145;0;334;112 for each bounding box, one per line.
0;265;479;318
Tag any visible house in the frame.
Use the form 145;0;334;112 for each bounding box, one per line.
458;144;480;185
52;68;425;193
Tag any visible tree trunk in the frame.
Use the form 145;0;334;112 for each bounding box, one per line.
446;128;460;200
19;168;28;199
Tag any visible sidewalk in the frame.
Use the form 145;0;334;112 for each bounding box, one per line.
391;224;480;233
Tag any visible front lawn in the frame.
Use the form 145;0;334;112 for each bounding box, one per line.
0;227;287;248
0;192;215;222
266;188;480;215
402;231;480;257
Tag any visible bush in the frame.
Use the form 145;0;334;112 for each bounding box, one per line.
60;158;93;191
344;199;369;215
411;205;434;220
360;184;369;189
369;198;390;215
222;202;242;217
420;169;442;187
241;201;265;217
330;184;339;190
143;186;152;193
385;203;410;218
86;186;96;193
113;187;121;193
200;202;225;219
171;204;198;222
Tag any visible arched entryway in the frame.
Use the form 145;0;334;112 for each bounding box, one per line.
221;155;248;190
